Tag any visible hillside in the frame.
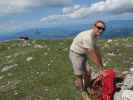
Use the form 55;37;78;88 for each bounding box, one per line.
0;37;133;100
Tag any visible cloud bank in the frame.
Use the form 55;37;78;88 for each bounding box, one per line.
41;0;133;22
0;0;72;15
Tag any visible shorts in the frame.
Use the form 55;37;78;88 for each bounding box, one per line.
69;50;91;75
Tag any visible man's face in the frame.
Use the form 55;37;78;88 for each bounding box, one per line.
94;22;105;38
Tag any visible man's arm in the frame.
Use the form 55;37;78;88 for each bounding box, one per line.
85;48;104;70
95;46;103;68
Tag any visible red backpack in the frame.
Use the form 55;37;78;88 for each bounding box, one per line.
91;69;116;100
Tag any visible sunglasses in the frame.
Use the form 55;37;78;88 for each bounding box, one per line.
96;26;105;31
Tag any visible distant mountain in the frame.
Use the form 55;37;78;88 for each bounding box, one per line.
102;20;133;38
14;23;88;39
107;20;133;29
15;20;133;39
0;20;133;41
103;28;133;39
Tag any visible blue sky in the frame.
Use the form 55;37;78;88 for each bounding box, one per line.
0;0;133;34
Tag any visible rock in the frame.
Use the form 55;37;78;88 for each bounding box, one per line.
26;57;33;62
34;44;44;49
107;52;115;56
1;64;18;72
44;52;48;56
0;80;21;92
0;76;4;80
107;39;113;43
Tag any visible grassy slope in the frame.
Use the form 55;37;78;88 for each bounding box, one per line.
0;37;133;100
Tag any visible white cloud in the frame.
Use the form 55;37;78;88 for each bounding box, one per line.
0;0;72;15
40;0;133;22
1;0;133;32
40;15;68;22
62;4;80;14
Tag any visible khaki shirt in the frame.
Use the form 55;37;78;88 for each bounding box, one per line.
70;29;97;54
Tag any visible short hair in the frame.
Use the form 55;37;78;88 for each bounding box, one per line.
94;20;105;27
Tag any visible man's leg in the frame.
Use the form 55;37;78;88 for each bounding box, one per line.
84;64;92;90
74;73;91;92
69;51;92;100
74;75;84;91
74;74;92;100
81;54;92;91
69;51;86;91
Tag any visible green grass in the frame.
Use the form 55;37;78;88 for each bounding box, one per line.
0;37;133;100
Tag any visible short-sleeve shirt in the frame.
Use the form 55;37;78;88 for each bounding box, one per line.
70;29;97;54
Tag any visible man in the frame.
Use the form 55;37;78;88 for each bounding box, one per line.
69;20;105;94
